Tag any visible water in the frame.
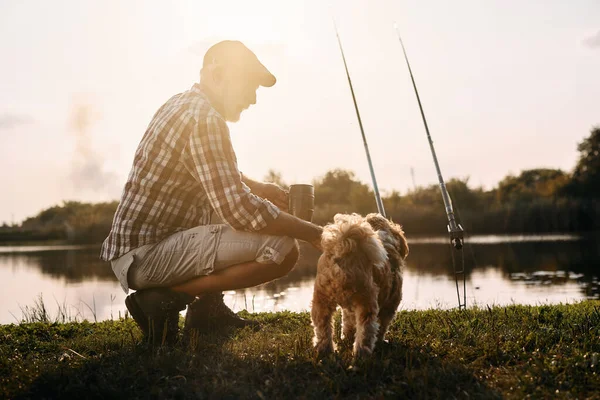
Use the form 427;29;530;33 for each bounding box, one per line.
1;234;599;324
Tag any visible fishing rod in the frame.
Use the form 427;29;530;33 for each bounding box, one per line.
394;23;467;309
333;20;386;218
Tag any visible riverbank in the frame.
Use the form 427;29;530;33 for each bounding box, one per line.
2;301;600;399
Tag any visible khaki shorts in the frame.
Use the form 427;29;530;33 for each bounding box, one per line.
127;224;297;290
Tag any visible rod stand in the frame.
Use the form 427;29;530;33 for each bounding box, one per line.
448;221;466;310
448;223;464;250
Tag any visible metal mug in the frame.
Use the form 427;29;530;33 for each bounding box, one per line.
288;184;314;222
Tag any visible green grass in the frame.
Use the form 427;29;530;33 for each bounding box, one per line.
2;302;600;399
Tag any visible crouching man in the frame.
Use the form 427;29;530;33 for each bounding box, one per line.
100;40;322;345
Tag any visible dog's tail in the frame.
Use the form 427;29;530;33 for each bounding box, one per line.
321;213;388;268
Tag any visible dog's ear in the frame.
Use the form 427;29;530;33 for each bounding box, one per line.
365;213;387;231
390;221;409;259
398;230;409;259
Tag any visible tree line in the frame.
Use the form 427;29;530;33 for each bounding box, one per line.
1;126;598;243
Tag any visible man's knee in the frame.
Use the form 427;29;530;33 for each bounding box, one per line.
278;240;299;275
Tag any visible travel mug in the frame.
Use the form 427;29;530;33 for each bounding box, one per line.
288;184;314;222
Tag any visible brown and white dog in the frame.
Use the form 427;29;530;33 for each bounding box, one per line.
310;213;409;361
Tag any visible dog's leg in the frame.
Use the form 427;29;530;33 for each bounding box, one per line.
353;298;379;361
311;288;336;357
378;276;402;343
377;306;397;343
341;307;356;345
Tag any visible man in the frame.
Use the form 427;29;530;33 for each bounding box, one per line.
100;40;323;345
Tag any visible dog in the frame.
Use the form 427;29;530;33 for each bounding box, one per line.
310;212;409;361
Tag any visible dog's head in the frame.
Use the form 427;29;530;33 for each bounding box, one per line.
365;213;409;260
322;213;387;268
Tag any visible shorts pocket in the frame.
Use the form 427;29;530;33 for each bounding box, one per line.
197;224;223;276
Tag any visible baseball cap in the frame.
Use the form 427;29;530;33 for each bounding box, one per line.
203;40;276;87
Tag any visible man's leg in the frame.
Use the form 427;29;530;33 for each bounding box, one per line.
177;243;299;333
171;243;298;295
125;287;193;346
126;225;299;339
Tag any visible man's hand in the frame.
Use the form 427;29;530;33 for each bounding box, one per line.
240;173;289;211
310;236;323;252
257;182;289;211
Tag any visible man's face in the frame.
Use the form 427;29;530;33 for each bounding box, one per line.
220;69;260;122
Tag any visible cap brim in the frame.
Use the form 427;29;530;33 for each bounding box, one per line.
260;71;276;87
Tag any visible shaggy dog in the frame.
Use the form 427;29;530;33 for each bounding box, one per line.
311;213;409;361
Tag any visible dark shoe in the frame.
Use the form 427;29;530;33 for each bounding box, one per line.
125;288;194;346
183;292;260;334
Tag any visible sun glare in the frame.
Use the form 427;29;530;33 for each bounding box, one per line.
180;0;291;49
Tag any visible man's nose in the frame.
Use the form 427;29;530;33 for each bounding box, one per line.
249;91;256;105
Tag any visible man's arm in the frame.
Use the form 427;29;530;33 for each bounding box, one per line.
238;171;321;246
258;211;323;249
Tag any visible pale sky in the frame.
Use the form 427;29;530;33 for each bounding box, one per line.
1;0;598;224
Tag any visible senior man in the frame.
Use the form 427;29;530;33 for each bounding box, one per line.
100;40;322;345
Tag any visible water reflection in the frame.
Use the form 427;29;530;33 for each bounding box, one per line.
0;234;599;324
0;246;114;282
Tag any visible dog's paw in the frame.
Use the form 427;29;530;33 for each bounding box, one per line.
352;345;374;362
314;341;334;359
338;336;355;350
349;348;376;371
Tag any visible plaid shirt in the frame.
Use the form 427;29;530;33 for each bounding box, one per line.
100;83;280;261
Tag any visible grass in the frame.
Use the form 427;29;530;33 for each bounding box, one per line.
11;293;108;325
2;301;600;399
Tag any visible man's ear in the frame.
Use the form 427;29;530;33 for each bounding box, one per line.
212;65;225;85
205;63;224;85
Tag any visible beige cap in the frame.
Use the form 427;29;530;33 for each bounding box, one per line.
203;40;276;87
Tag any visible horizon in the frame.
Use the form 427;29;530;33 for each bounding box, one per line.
2;0;599;224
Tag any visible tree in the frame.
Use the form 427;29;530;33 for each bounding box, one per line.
496;169;569;203
313;169;373;208
383;190;403;214
19;200;118;243
568;126;600;198
309;169;379;221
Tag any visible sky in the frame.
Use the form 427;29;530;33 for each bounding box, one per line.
0;0;599;224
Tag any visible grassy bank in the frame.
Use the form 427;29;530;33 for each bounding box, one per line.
2;301;600;399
